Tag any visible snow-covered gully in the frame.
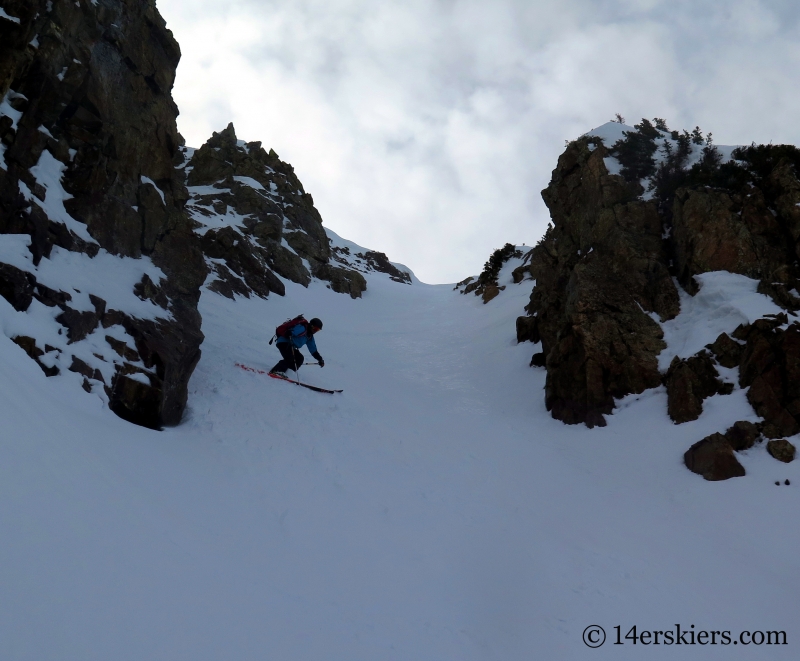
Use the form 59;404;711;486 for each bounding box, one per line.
1;254;797;660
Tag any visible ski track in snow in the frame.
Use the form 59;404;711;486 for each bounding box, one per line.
0;254;799;660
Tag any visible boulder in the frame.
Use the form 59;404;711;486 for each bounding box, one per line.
481;284;502;303
200;227;285;298
206;263;251;300
684;433;746;481
724;420;761;451
461;243;521;301
767;439;796;463
512;262;533;283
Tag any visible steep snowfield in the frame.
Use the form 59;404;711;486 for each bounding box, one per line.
1;252;799;660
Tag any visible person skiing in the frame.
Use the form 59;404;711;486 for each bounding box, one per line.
269;317;325;377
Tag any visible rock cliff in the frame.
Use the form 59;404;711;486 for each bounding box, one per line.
519;136;679;427
513;120;800;477
0;0;205;428
179;123;402;301
0;3;411;429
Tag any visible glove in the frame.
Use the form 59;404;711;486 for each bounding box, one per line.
313;352;325;367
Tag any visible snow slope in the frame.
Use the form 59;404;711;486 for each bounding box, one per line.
1;251;799;660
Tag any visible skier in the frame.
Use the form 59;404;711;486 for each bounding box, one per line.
269;317;325;378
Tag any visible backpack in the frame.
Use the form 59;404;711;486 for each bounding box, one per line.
269;315;308;345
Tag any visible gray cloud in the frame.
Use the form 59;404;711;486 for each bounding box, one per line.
158;0;800;282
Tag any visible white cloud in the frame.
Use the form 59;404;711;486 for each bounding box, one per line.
158;0;800;283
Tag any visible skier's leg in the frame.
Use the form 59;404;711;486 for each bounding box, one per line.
271;342;295;373
291;348;305;373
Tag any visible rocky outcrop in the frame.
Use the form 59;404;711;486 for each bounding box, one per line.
331;247;411;285
312;262;367;299
459;243;521;303
182;123;372;300
523;138;679;426
676;313;800;471
706;332;745;369
665;351;733;424
1;0;205;428
735;315;800;438
673;186;796;296
519;122;800;433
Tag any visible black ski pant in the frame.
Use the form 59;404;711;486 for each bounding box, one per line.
271;342;304;373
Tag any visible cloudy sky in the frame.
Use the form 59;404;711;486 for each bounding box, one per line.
157;0;800;283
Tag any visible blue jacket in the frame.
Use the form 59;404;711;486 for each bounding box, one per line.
276;323;319;354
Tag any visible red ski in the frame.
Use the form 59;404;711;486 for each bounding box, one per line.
235;363;343;394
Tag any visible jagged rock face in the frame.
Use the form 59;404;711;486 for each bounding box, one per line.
331;247;411;285
522;132;800;430
183;123;369;300
665;351;733;424
0;0;206;428
706;332;745;369
673;186;794;293
525;139;680;426
735;315;800;439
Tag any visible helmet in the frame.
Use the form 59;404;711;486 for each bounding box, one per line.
310;318;323;330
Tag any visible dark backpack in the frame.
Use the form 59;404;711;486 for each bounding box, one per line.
269;315;308;345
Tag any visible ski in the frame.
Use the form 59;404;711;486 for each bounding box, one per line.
267;373;343;394
235;363;343;394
